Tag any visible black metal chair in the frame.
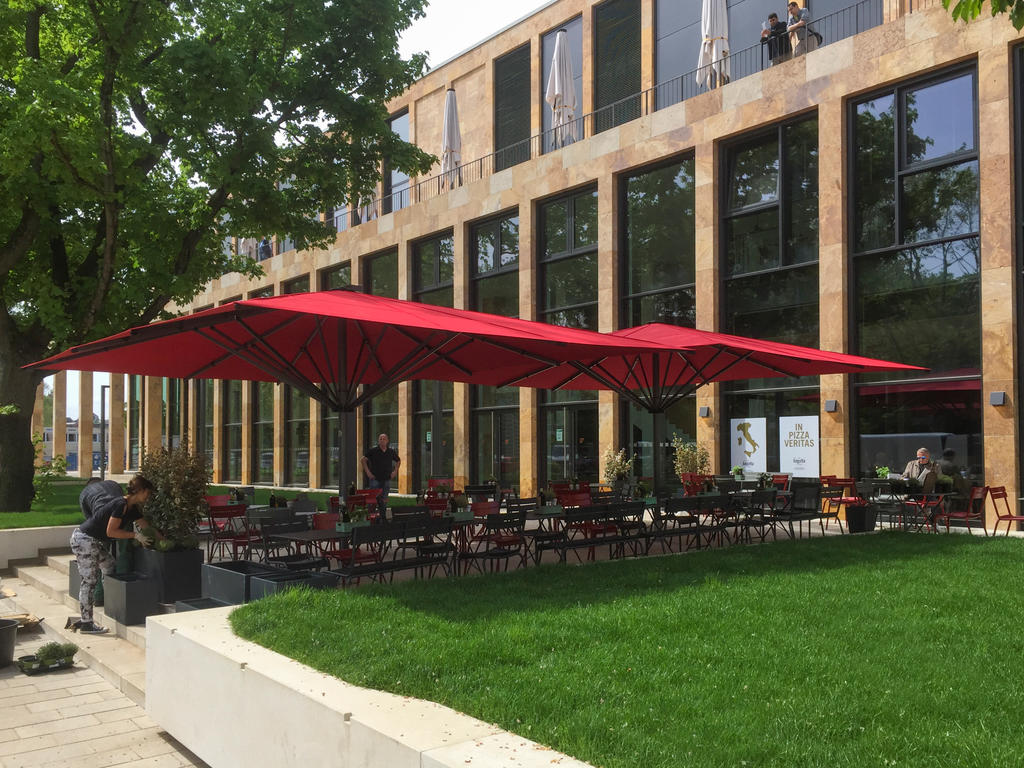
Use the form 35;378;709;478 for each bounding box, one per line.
459;511;527;575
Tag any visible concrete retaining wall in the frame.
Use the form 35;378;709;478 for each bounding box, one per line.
0;525;76;571
146;608;592;768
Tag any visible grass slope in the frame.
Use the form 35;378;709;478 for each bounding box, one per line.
0;479;88;528
231;532;1024;767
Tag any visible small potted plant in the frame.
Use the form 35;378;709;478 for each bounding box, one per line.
875;465;891;479
672;436;711;495
18;641;78;674
732;465;744;480
452;493;472;520
758;472;773;490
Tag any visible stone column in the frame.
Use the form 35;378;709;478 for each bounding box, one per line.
640;0;655;95
273;383;285;487
453;220;470;489
519;200;538;497
977;43;1019;525
109;375;125;475
309;398;322;490
240;382;253;485
598;173;620;466
52;371;67;466
144;377;163;457
78;372;93;478
693;136;720;471
817;97;850;478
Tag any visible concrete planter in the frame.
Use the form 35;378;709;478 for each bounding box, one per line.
248;571;338;600
103;573;159;626
136;547;204;603
201;561;284;604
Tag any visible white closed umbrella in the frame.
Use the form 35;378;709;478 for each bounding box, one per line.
441;88;462;189
545;29;578;149
695;0;730;90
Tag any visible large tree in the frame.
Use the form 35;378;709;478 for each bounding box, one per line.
0;0;435;510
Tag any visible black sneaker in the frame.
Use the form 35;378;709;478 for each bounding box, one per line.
78;622;108;635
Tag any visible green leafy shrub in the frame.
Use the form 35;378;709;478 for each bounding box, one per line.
671;436;710;477
32;432;67;506
140;447;210;548
36;641;77;662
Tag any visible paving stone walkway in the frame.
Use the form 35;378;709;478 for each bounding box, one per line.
1;595;206;768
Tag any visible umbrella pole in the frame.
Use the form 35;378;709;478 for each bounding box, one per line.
652;411;666;500
337;408;357;503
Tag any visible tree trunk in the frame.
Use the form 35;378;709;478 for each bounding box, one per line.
0;344;44;512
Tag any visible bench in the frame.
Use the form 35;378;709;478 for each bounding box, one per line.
329;518;454;586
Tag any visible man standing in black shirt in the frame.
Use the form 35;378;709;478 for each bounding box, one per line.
361;433;401;514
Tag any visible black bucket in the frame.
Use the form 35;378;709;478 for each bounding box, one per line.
0;618;18;667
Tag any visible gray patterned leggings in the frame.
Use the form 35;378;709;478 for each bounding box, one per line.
70;529;114;622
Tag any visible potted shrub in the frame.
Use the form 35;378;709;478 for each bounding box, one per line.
452;493;472;520
135;447;210;603
603;448;635;499
672;436;711;495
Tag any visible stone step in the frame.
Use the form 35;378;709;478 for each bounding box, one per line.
46;552;75;574
3;576;148;705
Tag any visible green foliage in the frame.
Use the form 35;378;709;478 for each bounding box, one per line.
602;448;635;485
0;0;436;510
944;0;1024;29
875;465;891;478
671;435;710;477
36;641;76;662
31;432;66;506
232;534;1024;768
139;447;210;546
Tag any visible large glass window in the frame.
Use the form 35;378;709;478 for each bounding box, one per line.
412;232;455;487
620;156;698;489
721;116;820;472
363;386;398;486
222;380;242;482
495;45;532;171
594;0;641;133
413;233;454;307
542;17;584;154
196;379;214;471
282;277;309;485
471;213;520;486
382;111;410;214
248;286;275;484
539;188;599;329
851;66;981;480
321;263;351;290
541;390;600;486
364;250;398;298
128;375;141;470
622;156;696;327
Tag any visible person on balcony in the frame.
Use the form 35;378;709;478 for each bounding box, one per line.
787;2;819;56
761;13;791;66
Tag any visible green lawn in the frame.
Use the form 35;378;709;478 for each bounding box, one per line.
0;479;89;528
231;532;1024;767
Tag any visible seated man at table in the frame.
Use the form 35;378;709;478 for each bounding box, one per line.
361;433;401;514
901;447;937;493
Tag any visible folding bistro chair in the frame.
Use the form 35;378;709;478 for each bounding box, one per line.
933;485;988;535
990;486;1024;535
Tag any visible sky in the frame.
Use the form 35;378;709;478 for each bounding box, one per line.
399;0;550;68
53;0;549;420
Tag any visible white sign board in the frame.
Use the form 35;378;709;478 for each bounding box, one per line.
730;418;767;473
778;416;819;478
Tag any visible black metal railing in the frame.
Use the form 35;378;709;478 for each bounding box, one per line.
327;0;882;234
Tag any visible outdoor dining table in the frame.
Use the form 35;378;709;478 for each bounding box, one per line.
270;527;350;557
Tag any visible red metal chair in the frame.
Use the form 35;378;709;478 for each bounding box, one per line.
934;485;988;535
990;486;1024;535
207;503;251;561
311;512;376;565
771;474;791;491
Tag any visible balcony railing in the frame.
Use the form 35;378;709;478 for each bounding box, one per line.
329;0;882;234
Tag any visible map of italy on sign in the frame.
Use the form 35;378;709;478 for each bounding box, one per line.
730;418;766;473
779;415;819;477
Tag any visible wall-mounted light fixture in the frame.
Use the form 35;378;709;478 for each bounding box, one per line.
990;391;1007;406
698;406;711;418
824;399;839;413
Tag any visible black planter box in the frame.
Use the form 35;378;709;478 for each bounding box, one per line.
249;571;339;601
846;505;878;534
174;597;232;612
136;548;204;603
202;561;284;604
68;559;103;607
103;574;159;626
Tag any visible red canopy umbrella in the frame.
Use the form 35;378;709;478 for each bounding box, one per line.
27;289;666;494
496;322;925;492
500;322;925;411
